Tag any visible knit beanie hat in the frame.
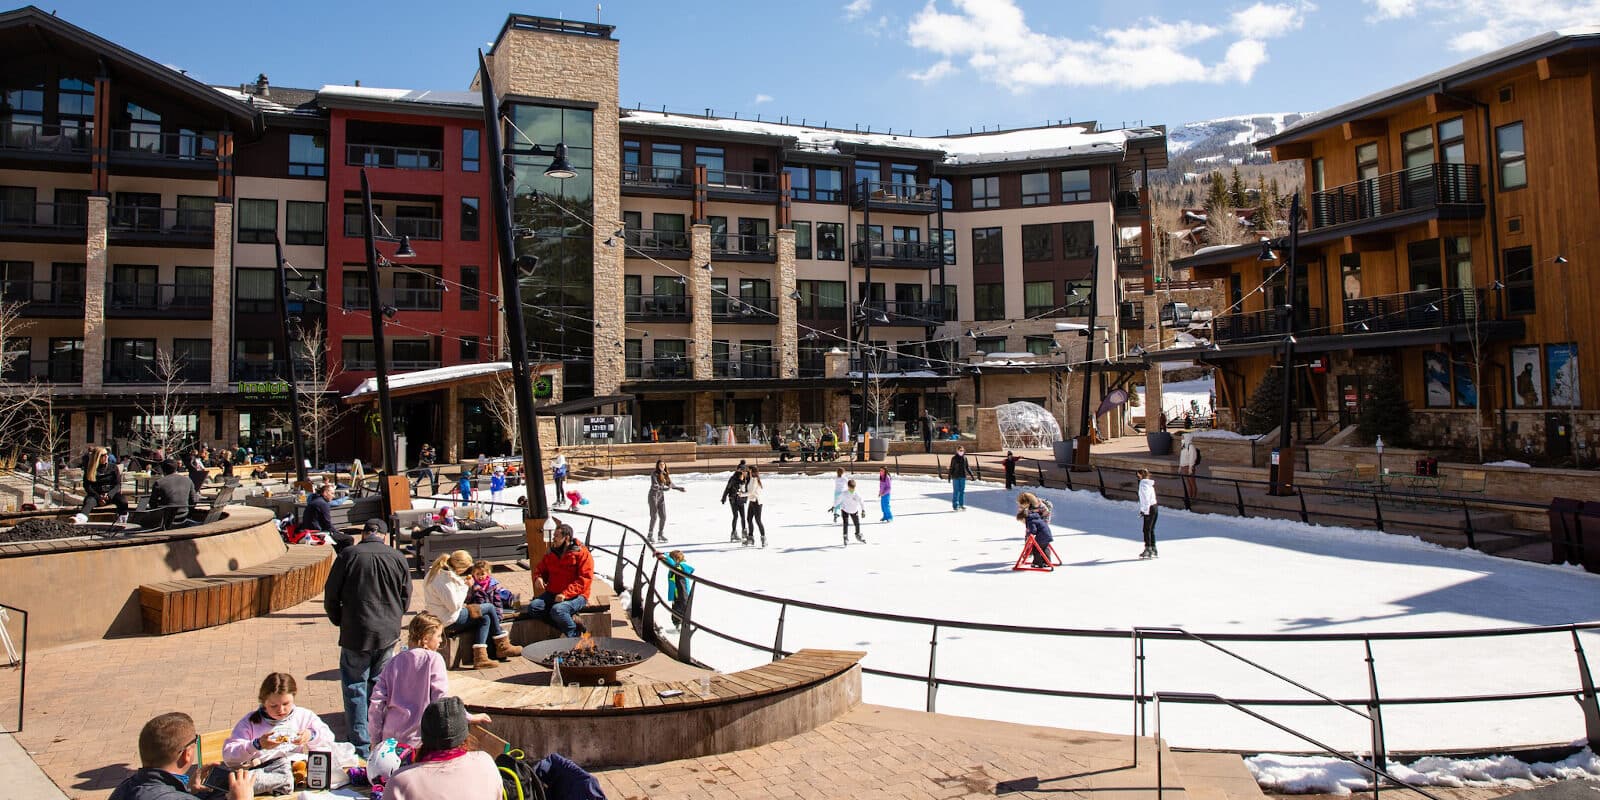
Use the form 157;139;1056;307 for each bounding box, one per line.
419;697;469;751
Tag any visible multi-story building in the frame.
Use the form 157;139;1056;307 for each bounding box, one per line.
1164;28;1600;461
2;7;1167;462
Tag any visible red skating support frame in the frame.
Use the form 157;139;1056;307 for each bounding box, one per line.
1013;534;1063;572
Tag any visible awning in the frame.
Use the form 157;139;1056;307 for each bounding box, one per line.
343;361;561;403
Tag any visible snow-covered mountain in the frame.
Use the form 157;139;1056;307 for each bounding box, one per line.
1167;112;1310;155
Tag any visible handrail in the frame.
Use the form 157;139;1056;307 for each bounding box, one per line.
0;602;27;733
1155;691;1445;800
1134;626;1371;721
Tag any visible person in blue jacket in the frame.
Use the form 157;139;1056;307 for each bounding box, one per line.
1016;492;1054;568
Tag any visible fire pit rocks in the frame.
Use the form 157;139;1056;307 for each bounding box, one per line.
521;633;658;683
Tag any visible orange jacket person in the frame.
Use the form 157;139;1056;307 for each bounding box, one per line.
524;521;594;637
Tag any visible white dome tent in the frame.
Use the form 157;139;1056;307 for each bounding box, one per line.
993;401;1063;450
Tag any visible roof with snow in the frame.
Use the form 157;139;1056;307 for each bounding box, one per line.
620;111;1166;168
1259;27;1600;149
345;362;532;400
316;85;484;118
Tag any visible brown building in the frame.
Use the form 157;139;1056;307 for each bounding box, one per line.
1164;28;1600;462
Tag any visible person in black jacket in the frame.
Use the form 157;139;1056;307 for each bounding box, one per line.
323;518;411;757
720;465;749;543
921;410;935;453
947;446;971;511
410;443;438;496
148;459;198;527
109;712;253;800
1002;450;1021;491
301;483;350;549
81;446;130;520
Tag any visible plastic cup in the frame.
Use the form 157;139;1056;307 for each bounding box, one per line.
699;674;713;697
566;682;581;707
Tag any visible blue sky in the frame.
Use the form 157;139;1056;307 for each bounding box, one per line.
33;0;1600;131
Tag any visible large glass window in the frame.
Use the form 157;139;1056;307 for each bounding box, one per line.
651;142;682;183
1060;169;1091;202
934;177;953;210
1496;121;1526;190
793;221;812;259
1503;246;1534;315
462;129;480;172
460;266;479;310
814;167;843;201
1437;118;1465;164
973;283;1005;320
1022;224;1053;261
289;133;326;177
285;201;324;245
233;268;275;313
941;228;956;265
1403;126;1434;170
785;165;811;201
1023;281;1054;317
696;146;725;184
1021;172;1049;205
972;227;1003;265
816;222;844;260
854;160;880;189
460;197;480;241
971;176;999;208
1062;221;1094;259
237;199;276;244
125;102;160;152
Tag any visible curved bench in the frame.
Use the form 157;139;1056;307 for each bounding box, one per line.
450;649;864;768
138;544;334;635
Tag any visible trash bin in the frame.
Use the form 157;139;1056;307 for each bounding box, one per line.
1053;439;1075;466
870;436;889;462
1146;431;1173;456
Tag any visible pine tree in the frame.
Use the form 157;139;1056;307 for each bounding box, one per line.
1254;176;1272;231
1356;357;1411;446
1241;368;1284;435
1205;175;1230;215
1228;166;1247;207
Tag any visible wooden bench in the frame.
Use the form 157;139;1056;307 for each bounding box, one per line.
138;545;334;635
509;586;616;646
418;526;528;565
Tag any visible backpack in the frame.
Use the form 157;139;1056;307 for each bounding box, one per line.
497;749;547;800
498;750;606;800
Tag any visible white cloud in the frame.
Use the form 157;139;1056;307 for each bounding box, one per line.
843;0;872;21
753;93;774;104
904;0;1312;91
1362;0;1600;51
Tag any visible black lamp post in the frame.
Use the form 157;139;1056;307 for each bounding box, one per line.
1073;244;1101;469
1269;193;1302;496
273;235;309;486
477;51;573;561
358;168;414;522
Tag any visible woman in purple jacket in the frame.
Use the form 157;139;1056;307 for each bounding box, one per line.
877;467;893;522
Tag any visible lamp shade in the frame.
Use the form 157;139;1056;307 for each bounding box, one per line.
543;143;577;180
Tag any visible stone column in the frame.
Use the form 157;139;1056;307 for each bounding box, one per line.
211;202;233;391
69;411;88;455
83;195;108;391
776;228;798;378
780;391;800;426
693;392;715;430
1142;293;1164;428
219;408;239;449
689;224;713;380
444;384;461;463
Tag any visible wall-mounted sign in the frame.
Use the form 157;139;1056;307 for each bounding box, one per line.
583;416;618;440
239;380;290;400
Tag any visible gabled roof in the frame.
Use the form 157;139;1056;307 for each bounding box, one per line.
1259;26;1600;149
0;5;260;132
316;85;483;119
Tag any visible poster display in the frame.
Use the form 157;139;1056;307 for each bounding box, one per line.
1511;346;1542;408
1547;344;1580;407
1423;352;1451;407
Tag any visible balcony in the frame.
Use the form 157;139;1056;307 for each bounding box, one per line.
799;303;848;322
798;356;825;378
105;359;211;385
231;359;317;382
714;359;775;378
625;228;691;259
851;240;943;269
1114;190;1144;217
1342;288;1489;334
1310;162;1483;230
850;179;942;214
710;233;776;262
108;206;214;247
109;130;217;169
0;201;88;242
624;293;690;321
625;357;690;379
712;295;777;323
343;213;443;241
1212;306;1326;343
0;122;90;162
345;142;443;171
105;282;213;319
3;359;82;384
621;165;692;196
344;359;441;373
851;356;938;374
2;280;85;317
705;169;780;201
861;300;944;326
1116;245;1144;275
391;287;443;311
1119;301;1146;328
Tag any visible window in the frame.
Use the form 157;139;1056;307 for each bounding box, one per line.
624;339;642;377
708;216;728;250
1356;142;1380;181
972;227;1003;265
814;167;843;201
1026;336;1055;356
288;133;326;177
934;178;953;210
653;213;687;248
816;222;844;260
236;199;275;244
940;229;956;265
974;335;1007;353
460;266;479;310
176;196;214;231
392;339;433;364
940;284;958;320
1022;224;1053;261
785;165;811;201
1438;118;1465;164
973;283;1005;320
793;221;812;259
460;197;480;241
737;217;771;253
1496;121;1526;190
174;267;212;306
890;163;918;194
1402;126;1434;171
0;186;33;222
47;337;82;382
799;280;846;319
1503;246;1534;315
856;281;886;304
462;129;480;172
1311;158;1326;193
460;336;480;361
342;339;375;369
54;189;87;226
285;201;324;245
696;146;725;183
651;142;682;182
1024;281;1054;317
1021;172;1049;205
125;102;160;152
342;271;370;309
107;338;156;381
1064;280;1091;314
854;160;880;189
971;176;999;208
1060;169;1091;202
172;338;211;382
1062;221;1094;259
234;268;275;313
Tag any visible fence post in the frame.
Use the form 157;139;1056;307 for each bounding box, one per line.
612;530;628;591
1364;639;1389;787
1461;499;1477;550
1096;468;1108;499
1036;462;1046;488
926;623;940;713
1372;494;1385;532
641;560;660;644
1297;490;1309;524
630;545;645;620
1234;481;1246;517
1571;628;1600;750
677;579;696;663
772;603;787;661
1130;630;1144;767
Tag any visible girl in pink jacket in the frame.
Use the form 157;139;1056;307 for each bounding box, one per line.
222;672;337;767
368;612;490;749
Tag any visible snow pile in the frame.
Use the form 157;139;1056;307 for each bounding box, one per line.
1248;748;1600;794
994;402;1062;449
1484;460;1532;468
1184;429;1255;440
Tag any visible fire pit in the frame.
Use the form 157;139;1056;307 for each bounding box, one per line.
0;515;130;543
521;634;658;683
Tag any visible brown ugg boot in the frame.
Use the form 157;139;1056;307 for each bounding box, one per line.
493;633;522;661
471;644;495;670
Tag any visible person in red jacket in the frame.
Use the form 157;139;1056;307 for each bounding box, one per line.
523;521;594;637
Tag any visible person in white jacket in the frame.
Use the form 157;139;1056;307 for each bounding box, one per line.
742;465;767;547
837;479;866;545
423;550;520;669
1177;435;1199;497
1137;469;1159;559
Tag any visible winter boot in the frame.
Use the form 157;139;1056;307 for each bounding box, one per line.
656;533;668;544
470;644;495;670
492;633;522;661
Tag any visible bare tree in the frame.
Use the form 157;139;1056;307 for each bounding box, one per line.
0;301;47;466
269;320;349;467
129;347;196;458
26;390;69;492
484;372;520;455
861;346;895;435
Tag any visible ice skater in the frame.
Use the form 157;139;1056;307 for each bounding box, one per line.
1178;434;1200;498
829;467;848;522
838;479;866;545
489;466;506;508
947;446;970;511
646;460;680;544
877;467;893;522
743;465;767;547
551;448;569;507
1002;450;1021;490
1016;492;1054;568
1137;468;1159;558
721;465;750;543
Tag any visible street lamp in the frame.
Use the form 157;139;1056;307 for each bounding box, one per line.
478;51;573;563
1073;245;1102;469
1269;193;1302;496
358;168;415;528
273;235;309;486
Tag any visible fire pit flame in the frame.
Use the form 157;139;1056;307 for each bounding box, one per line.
574;632;596;652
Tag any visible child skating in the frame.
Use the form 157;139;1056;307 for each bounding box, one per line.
838;479;866;545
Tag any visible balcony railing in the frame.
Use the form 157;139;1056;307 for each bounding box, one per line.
108;206;214;241
3;359;82;384
1342;288;1487;334
0;122;90;155
235;297;280;314
800;303;848;321
105;359;211;384
624;357;690;379
621;165;691;190
710;233;776;260
714;359;775;378
705;169;780;197
850;179;942;211
346;142;443;171
105;282;213;319
625;228;691;258
344;359;441;372
624;293;690;320
0;201;88;237
851;240;942;268
1114;190;1144;215
861;300;945;325
1212;306;1326;343
851;356;937;374
1116;245;1143;272
713;296;777;321
1119;301;1146;327
1;280;85;317
231;360;317;382
343;213;443;240
110;129;217;162
798;357;826;378
1310;162;1483;229
391;287;443;311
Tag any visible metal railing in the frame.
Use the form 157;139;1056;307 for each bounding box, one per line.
110;129;217;161
851;240;942;266
861;300;945;325
1213;306;1325;343
850;178;942;207
0;122;89;154
2;358;81;383
390;287;443;311
231;360;317;382
712;295;777;320
345;142;443;171
624;358;690;379
1114;190;1143;214
0;603;27;734
343;213;442;240
710;359;775;378
104;359;210;384
621;164;691;188
850;356;936;374
1343;287;1487;333
1117;245;1143;271
108;206;214;237
0;200;88;233
624;293;690;319
105;282;213;318
624;228;691;257
709;233;776;259
1;280;85;316
704;169;780;195
1311;162;1482;229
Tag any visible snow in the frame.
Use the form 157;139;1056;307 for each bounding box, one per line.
1180;428;1255;440
1158;377;1213;418
1167;112;1309;154
1248;748;1600;794
1484;460;1532;468
1193;244;1239;256
317;84;481;108
483;473;1600;754
344;362;511;398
